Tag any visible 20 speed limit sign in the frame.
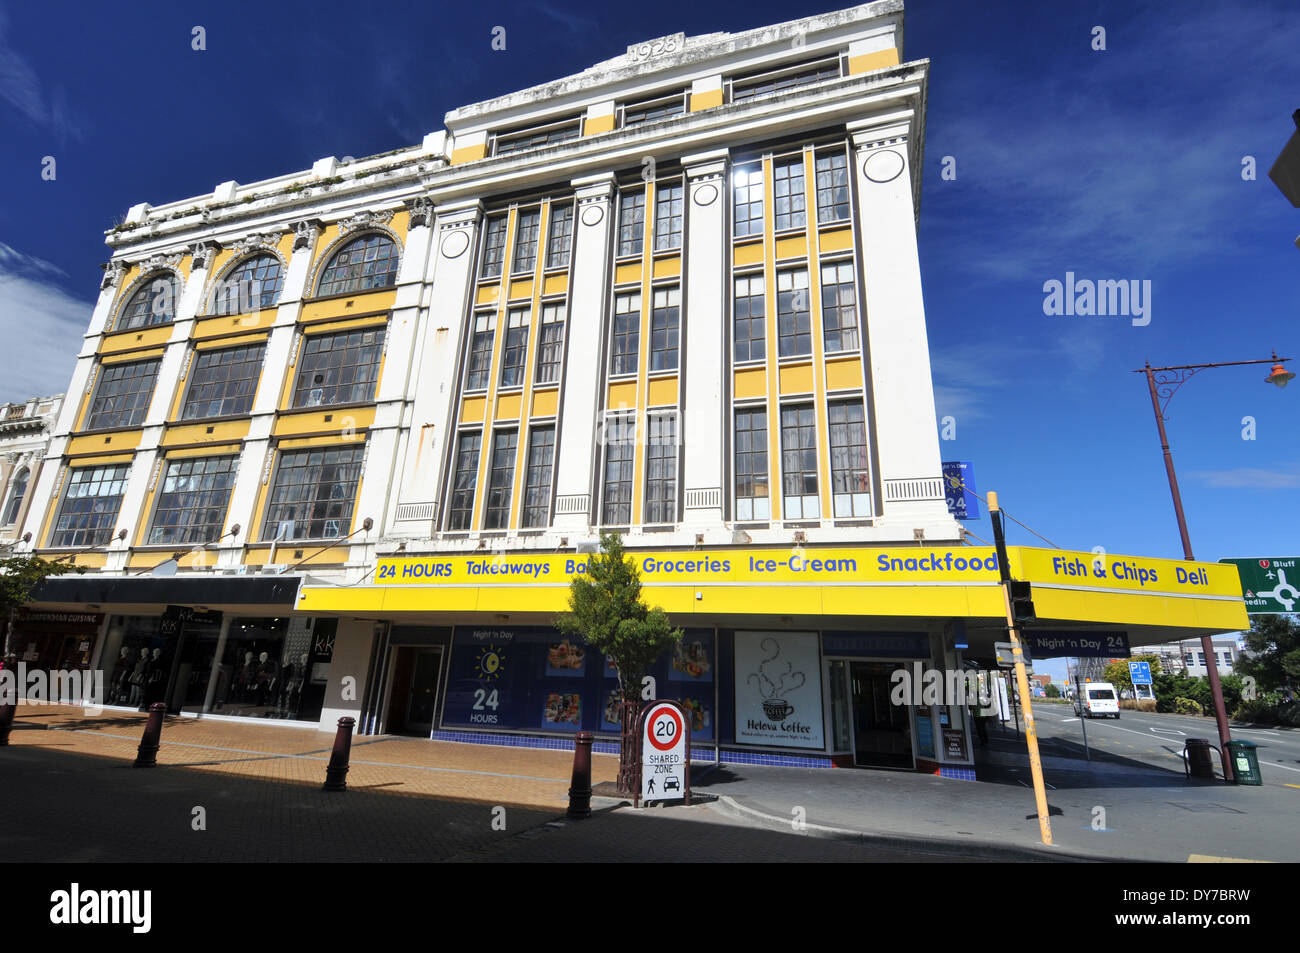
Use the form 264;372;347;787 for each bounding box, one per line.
640;700;690;804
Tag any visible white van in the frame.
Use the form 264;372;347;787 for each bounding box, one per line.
1075;682;1120;719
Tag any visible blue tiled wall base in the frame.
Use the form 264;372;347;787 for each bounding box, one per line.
712;748;833;768
939;766;977;781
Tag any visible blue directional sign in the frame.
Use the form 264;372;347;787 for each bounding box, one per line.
942;461;980;520
1128;660;1152;685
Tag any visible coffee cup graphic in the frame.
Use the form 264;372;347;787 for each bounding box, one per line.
762;698;794;721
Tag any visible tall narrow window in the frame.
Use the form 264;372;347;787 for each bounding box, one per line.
601;413;635;525
317;234;400;297
511;209;541;274
535;302;566;384
733;274;766;363
464;312;496;391
2;468;29;526
117;274;179;330
447;432;482;531
262;446;364;541
828;401;870;517
87;359;160;430
182;343;265;419
148;456;237;545
480;215;508;279
654;181;684;251
733;164;764;238
644;412;678;524
617;191;645;256
293;327;385;407
650;287;680;371
546;203;574;269
773;156;806;231
776;269;811;358
734;408;769;521
483;430;518;529
611;292;641;376
815;150;850;223
820;261;859;353
50;464;130;548
521;426;555;527
499;308;530;388
780;404;819;519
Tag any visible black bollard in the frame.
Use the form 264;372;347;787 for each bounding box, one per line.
0;697;15;746
323;716;356;791
134;702;167;768
567;731;594;819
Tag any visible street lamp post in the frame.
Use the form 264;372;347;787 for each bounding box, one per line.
1135;353;1292;782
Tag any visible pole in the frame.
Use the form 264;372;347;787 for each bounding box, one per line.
1142;364;1235;781
989;491;1053;847
1075;669;1090;761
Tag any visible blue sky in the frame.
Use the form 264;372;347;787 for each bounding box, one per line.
0;0;1295;680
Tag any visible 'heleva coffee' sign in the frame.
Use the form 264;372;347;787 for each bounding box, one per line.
733;631;825;750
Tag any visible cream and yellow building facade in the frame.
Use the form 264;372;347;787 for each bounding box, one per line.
16;2;1246;774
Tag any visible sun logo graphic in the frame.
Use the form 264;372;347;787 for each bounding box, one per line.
475;646;505;680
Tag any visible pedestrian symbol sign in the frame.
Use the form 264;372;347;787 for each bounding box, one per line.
639;700;690;805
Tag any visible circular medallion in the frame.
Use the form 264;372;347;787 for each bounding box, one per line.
693;183;718;206
441;230;469;258
581;204;604;226
864;149;905;183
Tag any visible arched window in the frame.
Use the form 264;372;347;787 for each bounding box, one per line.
118;273;180;330
317;234;400;297
213;254;284;315
3;468;28;526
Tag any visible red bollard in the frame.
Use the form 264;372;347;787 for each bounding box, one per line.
134;702;167;768
0;698;15;746
567;731;594;819
323;716;356;791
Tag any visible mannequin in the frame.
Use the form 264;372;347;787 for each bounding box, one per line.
140;647;165;710
110;647;134;705
233;651;255;704
128;651;147;707
255;651;277;706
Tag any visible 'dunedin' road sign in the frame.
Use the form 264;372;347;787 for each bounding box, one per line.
639;700;690;805
1220;557;1300;613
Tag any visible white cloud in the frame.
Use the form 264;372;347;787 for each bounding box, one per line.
0;242;91;403
0;9;85;142
1188;466;1300;489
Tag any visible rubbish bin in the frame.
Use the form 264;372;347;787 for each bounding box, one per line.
1225;740;1262;786
1184;738;1216;779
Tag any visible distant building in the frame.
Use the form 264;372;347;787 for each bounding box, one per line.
0;394;64;551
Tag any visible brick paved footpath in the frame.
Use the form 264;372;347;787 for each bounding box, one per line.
0;704;1033;862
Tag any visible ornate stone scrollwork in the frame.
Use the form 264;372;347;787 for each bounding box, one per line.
231;232;283;256
190;241;221;271
336;209;395;235
406;196;434;230
139;251;184;275
100;259;129;291
292;219;324;251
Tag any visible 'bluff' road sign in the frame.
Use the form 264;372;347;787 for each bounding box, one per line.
1220;557;1300;613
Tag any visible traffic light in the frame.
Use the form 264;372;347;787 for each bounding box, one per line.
1010;580;1036;624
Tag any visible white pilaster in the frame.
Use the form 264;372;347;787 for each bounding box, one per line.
552;174;614;531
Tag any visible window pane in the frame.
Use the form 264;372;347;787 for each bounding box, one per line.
733;274;765;362
500;309;530;388
182;344;266;419
546;203;574;269
820;261;859;353
828;401;870;517
447;432;482;530
773;156;806;231
213;254;283;314
650;286;680;371
464;312;496;391
618;191;645;256
88;359;160;430
522;426;556;527
733;165;764;238
293;327;385;407
511;209;541;274
654;182;684;251
601;414;635;524
483;430;518;529
318;235;400;297
777;269;811;358
117;274;179;330
3;468;29;525
535;302;566;384
50;464;130;548
734;407;769;518
611;293;641;376
816;150;851;223
262;445;365;541
781;404;819;519
480;216;508;278
148;456;238;545
644;413;677;524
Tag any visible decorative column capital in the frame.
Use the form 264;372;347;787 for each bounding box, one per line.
291;219;324;251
